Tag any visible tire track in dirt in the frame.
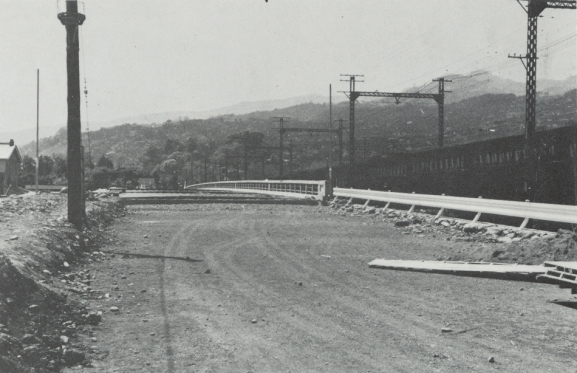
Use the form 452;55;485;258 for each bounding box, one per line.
114;207;577;373
251;219;433;372
191;217;361;371
156;215;269;372
156;220;201;373
191;216;419;372
259;216;565;372
264;215;528;370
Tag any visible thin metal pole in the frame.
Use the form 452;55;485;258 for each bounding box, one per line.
289;141;293;177
35;69;39;192
279;120;284;179
329;84;332;184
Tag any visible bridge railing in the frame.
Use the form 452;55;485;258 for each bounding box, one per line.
186;180;577;226
187;180;331;200
333;187;577;227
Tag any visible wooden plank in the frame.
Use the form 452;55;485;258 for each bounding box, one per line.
369;259;547;281
537;274;577;288
544;261;577;274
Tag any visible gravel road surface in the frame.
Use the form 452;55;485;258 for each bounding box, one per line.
68;204;577;373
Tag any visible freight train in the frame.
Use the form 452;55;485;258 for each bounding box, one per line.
298;124;577;206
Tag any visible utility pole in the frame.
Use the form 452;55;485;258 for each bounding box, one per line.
58;0;86;230
35;69;40;193
432;77;451;148
289;141;293;178
273;117;290;179
329;84;333;184
340;74;363;187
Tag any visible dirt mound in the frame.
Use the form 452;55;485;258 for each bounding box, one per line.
487;229;577;265
0;194;125;372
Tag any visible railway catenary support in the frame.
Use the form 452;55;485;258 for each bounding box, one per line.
273;126;343;180
510;0;575;201
58;0;86;230
341;75;450;187
272;117;290;179
340;74;363;187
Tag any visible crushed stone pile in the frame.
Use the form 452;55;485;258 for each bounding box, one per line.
327;198;576;265
0;193;125;373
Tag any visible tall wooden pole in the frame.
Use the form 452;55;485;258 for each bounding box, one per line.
58;1;85;230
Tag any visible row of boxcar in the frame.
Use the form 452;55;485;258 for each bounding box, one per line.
356;125;576;205
296;125;576;205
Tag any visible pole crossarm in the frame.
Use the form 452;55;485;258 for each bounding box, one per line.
279;127;342;134
351;91;441;103
545;0;576;8
524;0;575;16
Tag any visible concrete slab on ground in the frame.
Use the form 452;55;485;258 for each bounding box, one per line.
369;259;547;281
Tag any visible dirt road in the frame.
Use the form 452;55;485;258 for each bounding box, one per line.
69;204;576;373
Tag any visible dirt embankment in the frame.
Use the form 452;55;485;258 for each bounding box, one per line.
0;193;124;373
327;198;577;265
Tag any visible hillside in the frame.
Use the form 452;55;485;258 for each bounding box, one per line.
8;72;574;147
20;88;576;184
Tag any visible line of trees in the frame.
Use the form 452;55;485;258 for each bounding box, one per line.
21;130;276;190
141;131;269;188
20;154;147;190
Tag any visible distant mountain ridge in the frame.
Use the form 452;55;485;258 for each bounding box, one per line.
11;72;576;147
92;94;346;128
399;71;576;103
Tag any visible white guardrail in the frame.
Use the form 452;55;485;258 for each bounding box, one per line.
333;187;577;227
187;180;330;201
186;180;577;227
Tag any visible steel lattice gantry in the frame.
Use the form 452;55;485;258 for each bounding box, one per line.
345;77;449;186
514;0;575;202
523;0;575;141
275;127;344;179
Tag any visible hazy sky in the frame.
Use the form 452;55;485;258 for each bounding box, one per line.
0;0;575;135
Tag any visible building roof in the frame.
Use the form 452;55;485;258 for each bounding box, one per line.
0;143;22;163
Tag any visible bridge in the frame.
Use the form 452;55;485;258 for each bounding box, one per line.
170;179;577;227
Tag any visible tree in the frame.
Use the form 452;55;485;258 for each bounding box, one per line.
141;145;163;171
225;131;265;179
97;155;114;169
85;167;114;190
20;155;36;186
185;137;198;154
163;139;183;154
21;155;36;175
53;155;67;178
38;155;54;177
159;159;178;175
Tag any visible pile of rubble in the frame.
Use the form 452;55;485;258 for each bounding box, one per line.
327;198;576;265
0;193;125;372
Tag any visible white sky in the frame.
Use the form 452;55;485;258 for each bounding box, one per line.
0;0;575;134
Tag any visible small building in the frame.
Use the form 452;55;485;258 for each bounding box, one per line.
138;177;155;189
0;140;22;195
